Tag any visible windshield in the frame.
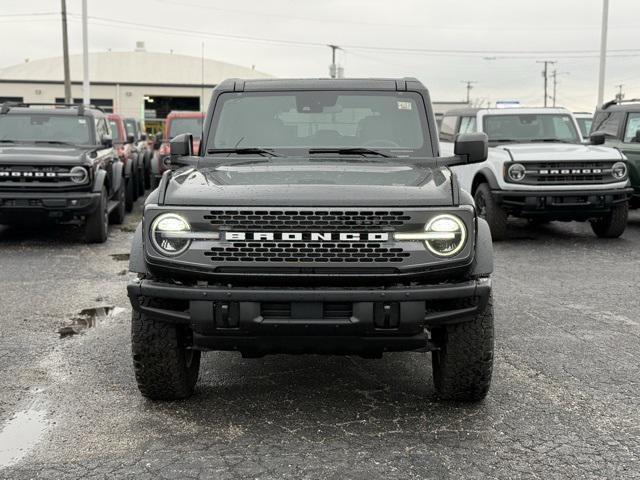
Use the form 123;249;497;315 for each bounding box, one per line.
168;117;203;139
208;91;430;156
123;119;137;138
483;114;580;143
0;113;92;144
576;117;593;138
108;120;122;142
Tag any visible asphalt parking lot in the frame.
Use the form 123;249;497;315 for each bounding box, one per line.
0;201;639;480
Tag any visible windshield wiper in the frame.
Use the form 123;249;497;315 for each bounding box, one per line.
308;147;392;158
206;147;281;157
34;140;75;146
528;138;567;143
488;139;519;143
0;139;16;143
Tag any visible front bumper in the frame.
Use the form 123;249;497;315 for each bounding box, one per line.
127;277;491;355
493;187;633;218
0;190;101;217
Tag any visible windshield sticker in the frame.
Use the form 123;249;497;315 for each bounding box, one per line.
397;101;412;110
78;119;86;124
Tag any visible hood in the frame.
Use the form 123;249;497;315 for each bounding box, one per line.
0;144;88;165
163;158;454;207
495;143;623;162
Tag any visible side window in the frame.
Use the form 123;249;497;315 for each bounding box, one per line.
439;116;457;142
592;111;624;137
623;113;640;143
458;116;477;134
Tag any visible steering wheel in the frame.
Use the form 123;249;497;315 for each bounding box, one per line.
362;139;401;148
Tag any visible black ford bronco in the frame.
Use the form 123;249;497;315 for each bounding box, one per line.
127;78;494;402
0;103;125;243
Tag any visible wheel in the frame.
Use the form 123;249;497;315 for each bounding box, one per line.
431;295;494;402
143;152;152;190
125;177;134;213
85;186;109;243
590;202;628;238
137;166;145;197
109;182;126;225
131;303;201;400
474;183;508;241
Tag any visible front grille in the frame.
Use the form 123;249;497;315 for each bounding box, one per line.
205;241;410;263
204;209;412;231
520;161;617;185
0;165;82;188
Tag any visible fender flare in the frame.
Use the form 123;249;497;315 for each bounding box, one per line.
129;223;148;274
112;161;124;192
92;169;107;193
471;167;500;193
471;217;494;277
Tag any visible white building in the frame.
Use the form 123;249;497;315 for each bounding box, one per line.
0;47;271;129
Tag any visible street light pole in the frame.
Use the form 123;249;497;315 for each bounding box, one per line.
81;0;90;106
60;0;72;104
597;0;609;107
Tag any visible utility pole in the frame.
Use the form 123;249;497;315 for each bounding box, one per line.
615;83;624;102
81;0;90;106
60;0;72;103
537;60;556;107
461;80;477;104
328;44;341;79
597;0;610;106
551;70;557;107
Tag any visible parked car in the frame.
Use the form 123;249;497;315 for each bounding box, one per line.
574;112;593;140
439;107;632;239
108;113;141;212
151;111;204;187
0;103;125;242
592;99;640;208
127;78;494;402
123;117;147;196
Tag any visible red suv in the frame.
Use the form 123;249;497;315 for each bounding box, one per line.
152;111;204;187
108;114;142;212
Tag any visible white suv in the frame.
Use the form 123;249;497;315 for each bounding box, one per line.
440;107;632;240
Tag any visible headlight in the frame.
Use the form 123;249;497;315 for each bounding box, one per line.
507;163;526;182
69;166;89;184
394;214;467;257
151;213;191;256
611;161;627;179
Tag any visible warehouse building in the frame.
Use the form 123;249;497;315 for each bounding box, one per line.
0;44;271;132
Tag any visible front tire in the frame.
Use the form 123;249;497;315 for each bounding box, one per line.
85;186;109;243
131;305;201;400
431;295;494;402
474;183;508;241
125;177;134;213
590;202;628;238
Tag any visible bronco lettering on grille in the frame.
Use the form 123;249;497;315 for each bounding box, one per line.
225;232;390;242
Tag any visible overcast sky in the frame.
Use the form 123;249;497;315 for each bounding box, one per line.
1;0;639;111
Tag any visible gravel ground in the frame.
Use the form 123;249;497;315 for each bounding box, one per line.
0;202;639;479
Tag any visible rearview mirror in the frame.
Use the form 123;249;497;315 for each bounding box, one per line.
170;133;193;157
589;131;610;145
101;134;112;148
454;133;488;163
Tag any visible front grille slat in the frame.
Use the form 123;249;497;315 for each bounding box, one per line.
0;165;80;188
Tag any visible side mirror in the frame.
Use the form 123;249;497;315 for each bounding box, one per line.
101;134;113;148
126;133;135;144
589;131;607;145
453;132;488;163
140;133;147;141
153;132;163;149
170;133;193;157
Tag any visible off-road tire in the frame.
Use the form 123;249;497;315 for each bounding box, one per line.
125;176;134;212
143;151;152;190
137;166;145;197
474;183;508;241
131;306;201;400
431;295;494;402
85;186;109;243
590;202;628;238
109;182;126;225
